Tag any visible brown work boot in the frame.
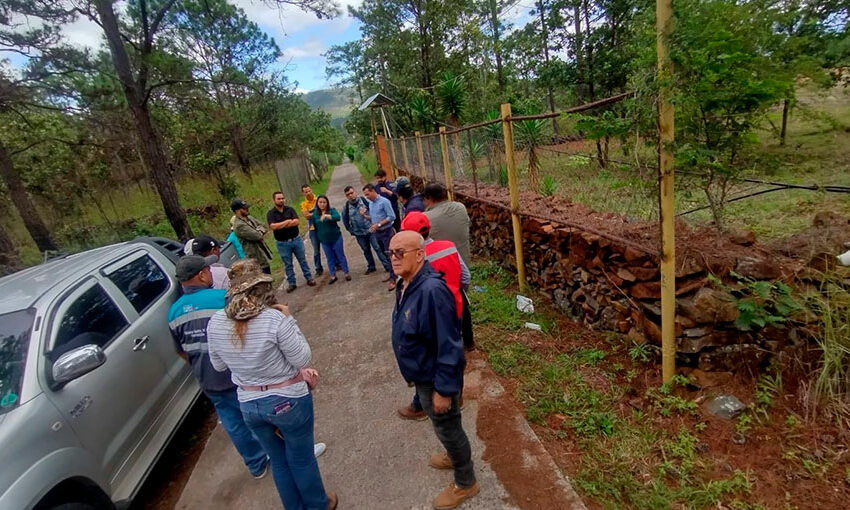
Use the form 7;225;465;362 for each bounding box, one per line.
429;451;453;470
433;482;480;509
397;404;427;421
326;491;338;510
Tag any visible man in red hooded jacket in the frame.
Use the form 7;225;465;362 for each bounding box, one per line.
397;211;472;420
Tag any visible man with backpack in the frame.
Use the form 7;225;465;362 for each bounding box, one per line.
341;185;391;275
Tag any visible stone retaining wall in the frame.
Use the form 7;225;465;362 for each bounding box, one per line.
455;190;808;372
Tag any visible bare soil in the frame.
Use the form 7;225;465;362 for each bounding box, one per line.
454;181;810;278
129;398;217;510
480;312;850;509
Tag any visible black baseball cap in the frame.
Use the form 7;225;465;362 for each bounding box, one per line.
175;255;219;282
191;235;220;256
230;198;249;212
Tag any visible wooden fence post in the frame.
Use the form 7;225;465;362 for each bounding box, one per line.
439;127;453;200
387;138;398;179
401;136;410;175
657;0;676;382
501;103;527;293
415;131;426;183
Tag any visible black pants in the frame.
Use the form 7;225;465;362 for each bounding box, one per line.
461;289;474;351
415;382;476;488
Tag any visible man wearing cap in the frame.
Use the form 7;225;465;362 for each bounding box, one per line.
230;198;273;274
168;255;270;479
397;211;472;420
191;234;230;289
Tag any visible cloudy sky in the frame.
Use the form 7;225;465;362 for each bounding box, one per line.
12;0;532;94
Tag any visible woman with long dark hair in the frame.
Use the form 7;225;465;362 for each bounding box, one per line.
207;269;337;510
312;195;350;284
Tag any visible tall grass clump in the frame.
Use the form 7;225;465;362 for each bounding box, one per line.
806;270;850;426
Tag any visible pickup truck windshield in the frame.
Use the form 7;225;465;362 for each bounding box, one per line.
0;309;35;415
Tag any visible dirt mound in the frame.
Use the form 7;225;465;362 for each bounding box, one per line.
771;211;850;270
454;181;804;279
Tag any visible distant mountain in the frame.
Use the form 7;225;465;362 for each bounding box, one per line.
301;87;359;120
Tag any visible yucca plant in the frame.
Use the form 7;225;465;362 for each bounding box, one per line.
514;118;548;191
408;94;432;132
435;71;467;126
540;175;558;197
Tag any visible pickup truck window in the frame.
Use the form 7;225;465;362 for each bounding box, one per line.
51;284;128;362
0;309;35;415
106;254;169;314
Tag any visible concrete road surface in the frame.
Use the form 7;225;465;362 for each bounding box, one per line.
175;162;584;510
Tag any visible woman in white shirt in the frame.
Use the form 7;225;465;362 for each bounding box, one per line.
207;269;336;510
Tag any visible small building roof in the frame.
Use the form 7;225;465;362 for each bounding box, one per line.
358;92;396;110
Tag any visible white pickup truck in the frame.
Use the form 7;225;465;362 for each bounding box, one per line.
0;237;238;510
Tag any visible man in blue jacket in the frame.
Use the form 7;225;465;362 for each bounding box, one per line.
389;231;479;509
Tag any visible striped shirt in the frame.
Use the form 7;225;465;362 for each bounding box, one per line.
207;308;311;402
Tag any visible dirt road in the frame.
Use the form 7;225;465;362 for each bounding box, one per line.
174;162;583;509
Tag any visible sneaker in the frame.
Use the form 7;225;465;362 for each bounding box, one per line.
326;491;338;510
429;451;453;470
344;274;352;281
397;404;428;421
433;482;480;509
365;268;376;274
315;269;324;276
251;458;270;479
285;285;296;293
329;277;338;285
314;442;327;458
307;279;317;286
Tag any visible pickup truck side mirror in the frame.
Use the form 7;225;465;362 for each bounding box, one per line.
52;345;107;384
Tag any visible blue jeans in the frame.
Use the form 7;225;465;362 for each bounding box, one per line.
276;238;312;286
354;233;391;272
206;390;268;476
241;393;328;510
321;237;349;277
373;227;396;278
308;229;324;273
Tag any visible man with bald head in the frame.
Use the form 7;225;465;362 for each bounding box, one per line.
389;231;479;509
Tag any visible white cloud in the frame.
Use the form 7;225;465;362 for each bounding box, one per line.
282;38;326;59
60;17;105;51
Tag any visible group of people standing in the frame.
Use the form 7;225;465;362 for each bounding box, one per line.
170;167;480;509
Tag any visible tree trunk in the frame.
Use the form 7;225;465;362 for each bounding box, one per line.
95;0;193;241
780;98;790;146
573;3;585;102
230;125;252;176
0;137;58;252
538;0;558;136
489;0;506;97
0;219;21;274
582;0;596;100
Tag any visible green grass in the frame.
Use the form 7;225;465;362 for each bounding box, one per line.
470;260;760;508
5;161;336;277
354;149;378;182
523;85;850;241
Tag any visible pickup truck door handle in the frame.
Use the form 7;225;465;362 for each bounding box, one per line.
133;335;150;352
